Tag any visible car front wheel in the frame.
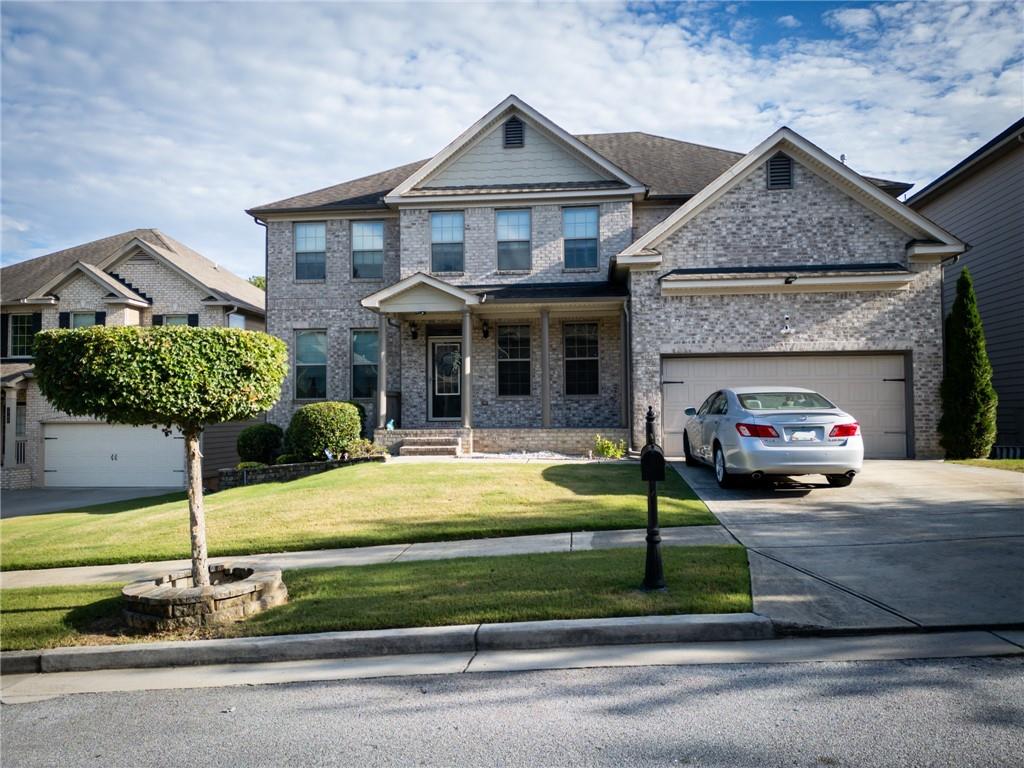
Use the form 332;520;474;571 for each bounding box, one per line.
683;432;699;467
713;444;737;488
827;474;854;488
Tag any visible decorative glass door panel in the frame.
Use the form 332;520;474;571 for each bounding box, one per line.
430;340;462;420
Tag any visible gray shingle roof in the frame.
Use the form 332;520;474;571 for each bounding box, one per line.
1;229;265;313
247;130;911;215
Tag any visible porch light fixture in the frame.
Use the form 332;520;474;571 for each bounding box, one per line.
409;322;419;340
780;315;794;336
482;320;490;339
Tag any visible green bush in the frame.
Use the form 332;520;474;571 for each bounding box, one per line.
284;401;363;461
237;423;283;464
275;454;303;465
593;434;627;459
346;438;385;458
236;461;267;470
939;268;998;458
345;400;368;437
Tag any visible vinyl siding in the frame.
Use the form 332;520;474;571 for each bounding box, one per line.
918;143;1024;447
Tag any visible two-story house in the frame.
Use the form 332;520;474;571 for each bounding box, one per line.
249;96;965;460
0;229;266;489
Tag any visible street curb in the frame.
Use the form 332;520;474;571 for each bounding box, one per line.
0;613;773;675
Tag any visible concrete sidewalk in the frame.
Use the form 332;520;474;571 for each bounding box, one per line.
0;524;735;589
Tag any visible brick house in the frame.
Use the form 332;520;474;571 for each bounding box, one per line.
248;96;964;459
0;229;266;489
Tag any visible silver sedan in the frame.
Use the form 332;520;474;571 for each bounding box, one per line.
682;386;864;488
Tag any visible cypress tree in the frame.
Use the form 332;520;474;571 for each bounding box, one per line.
938;267;998;458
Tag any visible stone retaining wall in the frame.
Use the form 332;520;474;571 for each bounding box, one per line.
218;455;386;490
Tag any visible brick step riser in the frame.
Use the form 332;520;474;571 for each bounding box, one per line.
400;437;461;446
399;446;460;456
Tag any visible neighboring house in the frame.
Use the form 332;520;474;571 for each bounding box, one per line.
248;95;964;460
1;229;266;489
907;118;1024;457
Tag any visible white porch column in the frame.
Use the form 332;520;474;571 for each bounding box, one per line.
540;309;551;428
376;313;388;430
2;386;18;467
461;310;473;429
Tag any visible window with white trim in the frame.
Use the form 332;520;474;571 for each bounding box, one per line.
564;322;599;396
295;329;327;399
164;315;189;326
497;325;530;397
9;315;33;357
294;222;326;280
562;207;599;269
351;330;379;399
71;312;96;329
352;221;384;279
431;212;464;273
496;210;531;271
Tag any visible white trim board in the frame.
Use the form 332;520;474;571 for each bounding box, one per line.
660;273;913;296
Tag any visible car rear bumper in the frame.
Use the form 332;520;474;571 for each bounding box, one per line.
725;437;864;476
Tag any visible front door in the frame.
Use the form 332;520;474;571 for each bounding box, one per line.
429;339;462;420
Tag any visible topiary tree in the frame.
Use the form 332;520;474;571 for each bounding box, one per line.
237;423;284;464
34;326;288;586
284;401;362;461
939;267;998;459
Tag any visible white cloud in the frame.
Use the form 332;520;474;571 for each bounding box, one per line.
777;15;801;29
1;1;1021;275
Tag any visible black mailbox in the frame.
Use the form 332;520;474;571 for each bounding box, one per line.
640;443;666;482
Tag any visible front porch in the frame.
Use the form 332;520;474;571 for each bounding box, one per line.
361;273;631;455
1;370;30;490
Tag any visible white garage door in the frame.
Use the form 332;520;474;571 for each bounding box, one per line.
44;423;186;487
662;354;908;459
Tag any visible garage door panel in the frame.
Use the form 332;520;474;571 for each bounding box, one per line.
662;355;907;460
44;424;186;487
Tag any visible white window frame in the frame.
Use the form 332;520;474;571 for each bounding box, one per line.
351;221;385;280
562;206;600;271
71;312;96;329
496;324;531;398
164;315;189;326
295;329;328;401
563;321;600;397
8;314;34;357
294;222;327;281
496;209;532;272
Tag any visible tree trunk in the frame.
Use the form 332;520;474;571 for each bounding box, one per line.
185;429;210;587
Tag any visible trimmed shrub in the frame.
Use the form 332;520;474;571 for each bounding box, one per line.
939;267;998;458
284;401;362;461
594;434;627;459
237;423;284;464
275;454;303;465
236;461;267;470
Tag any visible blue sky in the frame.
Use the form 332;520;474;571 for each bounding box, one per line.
2;1;1021;276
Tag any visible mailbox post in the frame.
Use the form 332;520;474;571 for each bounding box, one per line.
640;406;667;591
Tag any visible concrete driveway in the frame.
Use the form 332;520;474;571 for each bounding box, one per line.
0;487;181;519
673;460;1024;631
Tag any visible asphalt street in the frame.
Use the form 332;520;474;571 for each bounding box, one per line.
3;656;1022;768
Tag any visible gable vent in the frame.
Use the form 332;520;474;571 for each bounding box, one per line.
503;116;525;148
767;153;793;190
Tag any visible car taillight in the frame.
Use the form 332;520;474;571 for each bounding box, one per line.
736;423;779;438
829;423;860;438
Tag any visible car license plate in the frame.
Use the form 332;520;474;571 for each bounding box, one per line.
790;431;817;442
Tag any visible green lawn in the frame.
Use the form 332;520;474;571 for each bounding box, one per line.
0;546;750;651
1;462;714;571
950;458;1024;473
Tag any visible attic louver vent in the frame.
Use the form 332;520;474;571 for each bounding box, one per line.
503;116;525;148
767;153;793;190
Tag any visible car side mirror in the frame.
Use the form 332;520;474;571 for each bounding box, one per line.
684;407;697;416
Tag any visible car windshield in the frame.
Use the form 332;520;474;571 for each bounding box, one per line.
738;392;835;410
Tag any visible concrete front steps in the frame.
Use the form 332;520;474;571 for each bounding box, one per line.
398;436;462;457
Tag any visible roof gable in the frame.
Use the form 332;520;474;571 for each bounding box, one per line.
618;127;965;267
386;95;645;203
360;273;480;312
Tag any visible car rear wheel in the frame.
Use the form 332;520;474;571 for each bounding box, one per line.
826;474;854;488
713;444;737;488
683;432;699;467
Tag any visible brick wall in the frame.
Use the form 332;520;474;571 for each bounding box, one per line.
472;427;628;455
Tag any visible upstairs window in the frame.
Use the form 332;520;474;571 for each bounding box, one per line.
767;153;793;190
497;325;531;397
503;116;525;148
564;322;599;396
294;222;326;280
563;207;599;269
496;209;531;271
431;212;464;273
352;221;384;280
351;329;379;399
295;329;327;400
9;314;35;357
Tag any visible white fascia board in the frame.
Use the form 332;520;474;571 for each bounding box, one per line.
660;273;913;296
387;188;644;207
102;296;150;308
256;211;398;222
907;242;966;262
620;127;966;262
386;95;645;201
360;272;481;310
30;262;138;303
